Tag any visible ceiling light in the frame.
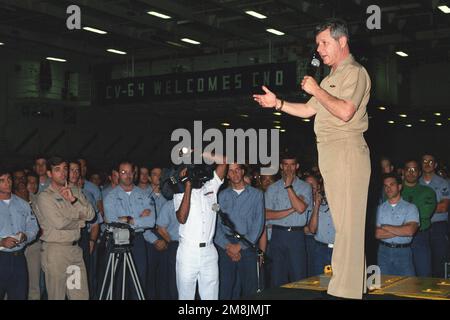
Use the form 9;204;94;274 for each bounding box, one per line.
0;42;4;45
434;112;441;116
387;120;395;124
274;125;281;129
266;28;285;36
405;124;412;127
240;114;249;118
82;26;107;34
280;129;286;133
396;51;408;57
147;11;171;19
221;122;230;127
166;41;186;48
181;38;201;45
46;57;66;62
273;120;281;124
302;119;311;122
245;11;267;19
399;114;407;118
378;106;386;110
107;48;127;55
436;122;443;126
273;112;282;116
438;5;450;13
419;119;426;122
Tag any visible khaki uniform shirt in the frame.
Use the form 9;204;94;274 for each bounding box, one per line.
34;185;95;243
306;54;371;140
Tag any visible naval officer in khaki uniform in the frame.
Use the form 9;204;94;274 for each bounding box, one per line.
254;19;371;299
34;156;95;300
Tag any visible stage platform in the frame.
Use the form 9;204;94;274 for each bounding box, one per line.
249;275;450;300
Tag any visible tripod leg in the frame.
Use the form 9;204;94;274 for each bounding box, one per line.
122;252;127;300
99;252;113;300
109;253;119;300
125;252;145;300
256;257;261;293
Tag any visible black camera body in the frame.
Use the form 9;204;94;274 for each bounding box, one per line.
161;164;215;199
183;164;215;188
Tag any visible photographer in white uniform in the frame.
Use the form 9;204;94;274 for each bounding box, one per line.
173;153;227;300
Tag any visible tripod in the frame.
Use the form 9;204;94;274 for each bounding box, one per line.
99;244;145;300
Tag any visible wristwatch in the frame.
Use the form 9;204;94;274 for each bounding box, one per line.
284;185;293;190
70;197;78;205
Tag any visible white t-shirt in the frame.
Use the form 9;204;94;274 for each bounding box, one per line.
2;199;11;205
233;188;245;195
173;171;223;245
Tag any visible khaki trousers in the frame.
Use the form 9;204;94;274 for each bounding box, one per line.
24;240;42;300
317;134;371;299
41;242;89;300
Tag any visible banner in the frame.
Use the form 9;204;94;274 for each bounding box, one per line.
98;62;297;104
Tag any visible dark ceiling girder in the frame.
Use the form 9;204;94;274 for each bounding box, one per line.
137;0;262;45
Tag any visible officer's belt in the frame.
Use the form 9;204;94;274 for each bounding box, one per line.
316;132;362;143
43;241;78;246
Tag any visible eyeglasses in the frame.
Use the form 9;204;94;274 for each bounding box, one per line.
422;159;435;165
120;170;133;176
406;167;418;173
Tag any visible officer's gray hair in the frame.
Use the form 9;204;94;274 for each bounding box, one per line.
315;19;349;42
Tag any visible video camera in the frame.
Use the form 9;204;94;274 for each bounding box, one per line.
161;164;214;199
104;222;135;247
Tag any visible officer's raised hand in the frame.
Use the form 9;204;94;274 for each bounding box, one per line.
253;86;277;109
59;181;76;203
301;76;320;96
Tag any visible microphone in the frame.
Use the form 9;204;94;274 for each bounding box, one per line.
212;203;256;249
211;203;235;230
301;51;321;98
307;52;321;75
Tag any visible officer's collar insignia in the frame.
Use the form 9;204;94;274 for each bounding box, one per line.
330;84;336;88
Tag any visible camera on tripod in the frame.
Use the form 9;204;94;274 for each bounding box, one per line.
104;222;135;247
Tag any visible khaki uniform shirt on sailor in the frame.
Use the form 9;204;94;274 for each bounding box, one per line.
34;185;95;243
306;54;371;139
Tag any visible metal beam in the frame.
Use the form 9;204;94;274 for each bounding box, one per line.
0;24;107;59
137;0;261;45
44;130;66;154
78;132;99;155
14;128;38;153
4;0;170;52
